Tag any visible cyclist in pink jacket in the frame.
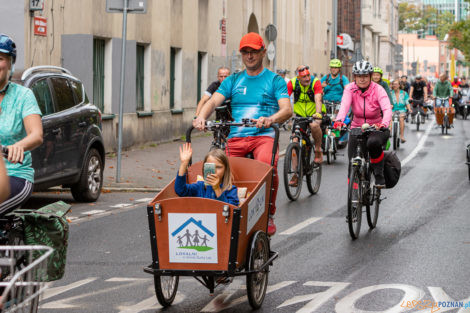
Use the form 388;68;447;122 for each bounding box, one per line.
334;60;392;187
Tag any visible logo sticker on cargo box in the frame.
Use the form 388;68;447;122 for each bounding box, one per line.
168;213;218;263
247;183;266;234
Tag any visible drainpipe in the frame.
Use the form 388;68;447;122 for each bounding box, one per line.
332;0;338;58
273;0;277;73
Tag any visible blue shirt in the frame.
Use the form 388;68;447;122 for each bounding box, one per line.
217;69;289;138
391;90;409;112
0;83;42;182
320;74;349;102
174;173;239;206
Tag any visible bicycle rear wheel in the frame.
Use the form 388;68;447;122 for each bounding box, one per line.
366;186;380;229
306;148;321;195
347;167;362;239
283;142;303;201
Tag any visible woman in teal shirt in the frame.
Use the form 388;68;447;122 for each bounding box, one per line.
391;79;411;143
0;34;43;215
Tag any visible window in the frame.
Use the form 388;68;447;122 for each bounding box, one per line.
136;44;145;111
93;38;105;112
197;52;207;102
50;77;76;112
31;79;54;116
170;47;182;110
69;79;84;104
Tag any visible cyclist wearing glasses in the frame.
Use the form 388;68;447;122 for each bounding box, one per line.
287;65;325;164
371;67;393;105
334;60;392;187
0;34;43;215
193;32;292;236
321;59;349;105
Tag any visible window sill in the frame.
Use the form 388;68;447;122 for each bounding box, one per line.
102;114;115;120
137;111;154;117
170;109;184;115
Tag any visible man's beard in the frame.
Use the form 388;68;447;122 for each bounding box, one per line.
245;59;263;71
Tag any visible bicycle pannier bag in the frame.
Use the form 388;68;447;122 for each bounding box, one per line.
13;201;71;281
383;151;401;188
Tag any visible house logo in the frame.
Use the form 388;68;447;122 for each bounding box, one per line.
168;213;218;264
171;217;215;252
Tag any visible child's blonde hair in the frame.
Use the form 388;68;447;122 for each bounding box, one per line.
203;149;233;192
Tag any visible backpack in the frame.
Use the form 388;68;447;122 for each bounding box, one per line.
325;74;344;90
383;151;401;188
11;201;71;281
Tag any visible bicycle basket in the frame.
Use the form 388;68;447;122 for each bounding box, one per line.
0;245;53;312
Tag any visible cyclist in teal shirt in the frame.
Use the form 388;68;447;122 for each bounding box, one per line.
193;33;292;236
0;34;43;215
321;59;350;103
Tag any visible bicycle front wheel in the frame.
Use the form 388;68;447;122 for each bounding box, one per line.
306;148;321;195
325;136;331;164
283;142;303;201
416;114;420;131
347;167;362;239
154;275;179;307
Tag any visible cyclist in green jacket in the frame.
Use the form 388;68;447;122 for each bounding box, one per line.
432;73;454;126
372;67;393;105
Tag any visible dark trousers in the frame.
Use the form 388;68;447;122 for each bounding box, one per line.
347;129;390;161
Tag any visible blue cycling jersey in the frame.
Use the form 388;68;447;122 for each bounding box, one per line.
321;74;349;102
216;69;289;138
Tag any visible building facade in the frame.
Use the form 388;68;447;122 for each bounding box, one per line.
423;0;469;21
337;0;362;78
1;0;333;151
361;0;399;79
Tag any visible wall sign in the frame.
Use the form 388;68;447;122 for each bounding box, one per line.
34;17;47;37
30;0;44;11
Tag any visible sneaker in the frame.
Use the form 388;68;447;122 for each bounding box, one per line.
267;217;277;236
289;174;298;187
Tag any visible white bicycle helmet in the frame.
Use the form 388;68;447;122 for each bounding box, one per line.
352;60;373;75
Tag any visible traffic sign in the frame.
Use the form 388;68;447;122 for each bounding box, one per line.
30;0;44;11
267;42;276;61
106;0;147;13
336;35;343;46
265;24;278;41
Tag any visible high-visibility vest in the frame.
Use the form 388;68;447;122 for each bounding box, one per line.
291;77;326;116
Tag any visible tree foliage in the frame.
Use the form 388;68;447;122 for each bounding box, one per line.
448;0;470;60
398;3;455;40
449;20;470;60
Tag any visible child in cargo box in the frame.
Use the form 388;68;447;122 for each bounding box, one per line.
174;143;239;206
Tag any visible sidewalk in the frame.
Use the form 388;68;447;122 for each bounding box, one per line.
103;129;292;192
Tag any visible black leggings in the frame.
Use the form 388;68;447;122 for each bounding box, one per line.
348;129;390;160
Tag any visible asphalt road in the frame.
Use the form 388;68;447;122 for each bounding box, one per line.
34;116;470;313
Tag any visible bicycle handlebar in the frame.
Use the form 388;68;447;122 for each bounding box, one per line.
0;145;23;165
185;119;280;167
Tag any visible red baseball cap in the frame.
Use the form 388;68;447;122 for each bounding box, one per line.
239;32;265;51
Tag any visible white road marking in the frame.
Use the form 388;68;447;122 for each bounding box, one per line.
402;120;435;166
40;278;151;309
135;198;154;203
106;277;150;282
335;284;425;313
279;217;322;235
110;203;133;208
278;281;350;313
42;277;98;300
117;293;185;313
200;280;296;312
81;210;105;215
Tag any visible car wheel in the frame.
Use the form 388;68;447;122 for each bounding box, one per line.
71;148;103;202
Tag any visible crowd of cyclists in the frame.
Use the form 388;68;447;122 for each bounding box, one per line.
1;31;468;238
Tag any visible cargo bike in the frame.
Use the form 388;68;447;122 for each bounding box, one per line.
144;121;280;309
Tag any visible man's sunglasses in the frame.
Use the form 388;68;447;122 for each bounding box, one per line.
298;66;309;72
